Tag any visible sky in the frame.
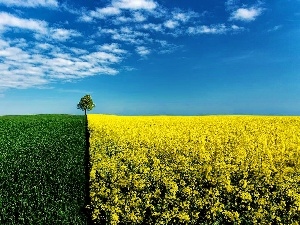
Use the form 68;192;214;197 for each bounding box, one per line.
0;0;299;115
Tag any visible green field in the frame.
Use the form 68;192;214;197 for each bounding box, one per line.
0;115;90;224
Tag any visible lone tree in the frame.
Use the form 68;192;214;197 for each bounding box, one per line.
77;94;95;115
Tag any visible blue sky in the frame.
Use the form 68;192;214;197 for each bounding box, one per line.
0;0;299;115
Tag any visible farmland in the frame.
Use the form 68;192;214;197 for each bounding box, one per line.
1;114;300;224
88;115;300;225
0;115;88;224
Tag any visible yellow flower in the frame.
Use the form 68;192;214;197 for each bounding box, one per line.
87;114;300;224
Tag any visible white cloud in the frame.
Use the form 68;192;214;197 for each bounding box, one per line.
140;23;163;32
60;3;82;15
0;39;9;48
231;24;245;31
83;39;96;45
0;37;122;90
0;73;48;89
114;12;147;24
172;10;198;23
100;27;149;44
98;6;121;16
122;66;137;71
0;0;256;91
268;25;282;32
10;38;28;48
81;3;150;23
187;24;244;35
112;0;157;10
0;0;58;8
50;28;81;41
69;47;89;55
114;16;131;23
99;43;127;54
136;46;150;56
49;57;74;67
133;12;147;22
160;10;199;34
0;46;30;61
225;0;239;11
78;0;157;22
99;28;116;35
0;12;48;34
164;20;179;29
90;6;121;18
187;24;228;34
173;13;189;22
36;43;53;50
78;14;94;23
82;51;121;64
230;7;263;21
156;40;181;54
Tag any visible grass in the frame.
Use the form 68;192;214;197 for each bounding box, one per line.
0;114;89;224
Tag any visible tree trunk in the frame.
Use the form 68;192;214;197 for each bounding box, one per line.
84;109;87;116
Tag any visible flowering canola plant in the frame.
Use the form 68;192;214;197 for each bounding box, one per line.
87;115;300;225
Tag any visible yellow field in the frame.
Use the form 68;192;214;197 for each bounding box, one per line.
87;115;300;224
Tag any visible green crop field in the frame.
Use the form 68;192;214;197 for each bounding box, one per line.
0;115;89;224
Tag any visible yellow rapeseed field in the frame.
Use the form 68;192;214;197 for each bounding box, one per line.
87;114;300;225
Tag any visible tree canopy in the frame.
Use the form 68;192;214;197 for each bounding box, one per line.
77;94;95;115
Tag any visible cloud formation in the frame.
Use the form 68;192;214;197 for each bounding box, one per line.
112;0;157;11
0;0;58;8
230;7;263;21
187;24;244;35
0;29;126;90
0;0;266;91
268;25;282;32
136;46;151;57
50;28;81;41
0;12;48;34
